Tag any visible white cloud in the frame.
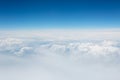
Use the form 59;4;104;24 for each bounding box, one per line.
0;37;120;64
0;29;120;40
0;30;120;80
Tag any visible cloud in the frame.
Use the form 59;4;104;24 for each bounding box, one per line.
0;38;120;64
0;30;120;80
0;29;120;40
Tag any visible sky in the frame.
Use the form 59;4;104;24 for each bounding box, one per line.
0;1;120;80
0;0;120;30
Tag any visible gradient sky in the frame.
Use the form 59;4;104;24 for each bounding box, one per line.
0;0;120;30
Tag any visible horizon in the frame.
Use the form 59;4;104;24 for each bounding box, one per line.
0;0;120;80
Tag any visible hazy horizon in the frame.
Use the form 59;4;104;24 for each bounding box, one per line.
0;0;120;80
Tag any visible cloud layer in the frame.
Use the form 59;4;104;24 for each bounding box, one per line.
0;38;120;64
0;30;120;80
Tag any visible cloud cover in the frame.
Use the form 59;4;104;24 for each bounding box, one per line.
0;38;120;63
0;30;120;80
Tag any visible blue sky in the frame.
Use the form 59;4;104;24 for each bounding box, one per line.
0;0;120;30
0;1;120;80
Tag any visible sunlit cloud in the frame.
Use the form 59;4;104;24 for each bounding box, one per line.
0;30;120;80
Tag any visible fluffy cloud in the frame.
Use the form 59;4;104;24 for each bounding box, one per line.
0;30;120;80
0;38;120;64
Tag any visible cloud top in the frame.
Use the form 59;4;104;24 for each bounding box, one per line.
0;30;120;80
0;38;120;65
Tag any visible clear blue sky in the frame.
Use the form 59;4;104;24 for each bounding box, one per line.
0;0;120;30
